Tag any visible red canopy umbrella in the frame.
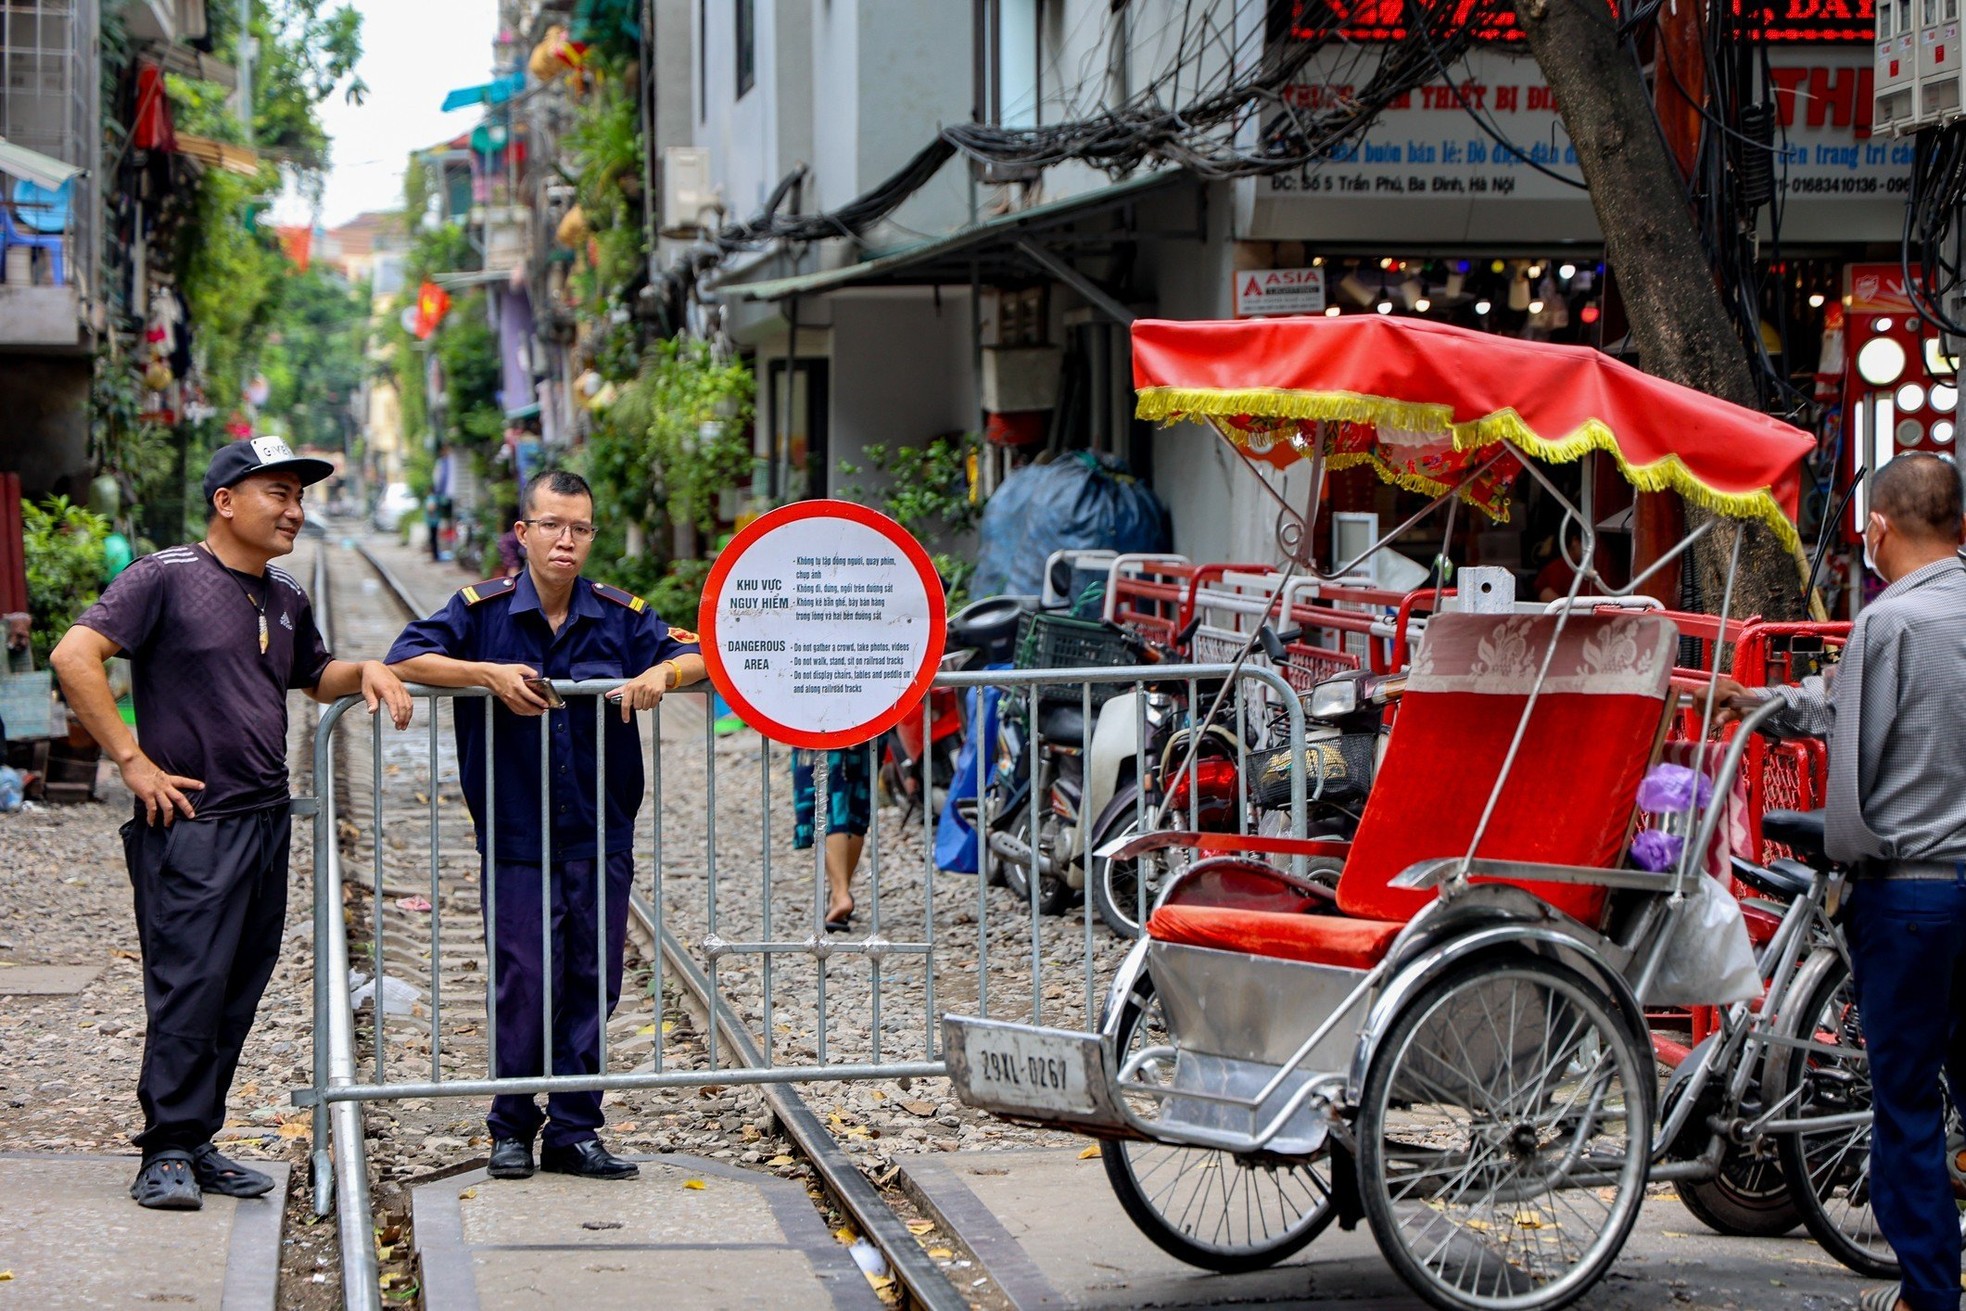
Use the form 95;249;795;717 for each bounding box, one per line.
1132;315;1814;555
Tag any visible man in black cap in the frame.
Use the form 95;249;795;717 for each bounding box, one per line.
51;436;413;1211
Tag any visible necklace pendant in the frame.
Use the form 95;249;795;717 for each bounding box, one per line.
259;614;269;654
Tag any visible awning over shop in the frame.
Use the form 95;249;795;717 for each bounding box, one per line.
441;73;527;113
174;132;262;177
723;169;1191;305
0;136;83;192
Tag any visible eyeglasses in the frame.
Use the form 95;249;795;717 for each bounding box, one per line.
522;518;598;541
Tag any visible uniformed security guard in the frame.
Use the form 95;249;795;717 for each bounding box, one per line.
386;470;704;1181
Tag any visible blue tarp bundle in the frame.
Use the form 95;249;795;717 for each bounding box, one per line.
970;452;1170;600
934;678;1007;873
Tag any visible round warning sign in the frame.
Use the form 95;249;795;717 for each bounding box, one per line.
698;500;946;750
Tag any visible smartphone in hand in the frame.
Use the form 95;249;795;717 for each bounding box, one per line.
523;677;567;709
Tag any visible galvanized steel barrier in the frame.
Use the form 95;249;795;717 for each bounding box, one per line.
303;662;1306;1172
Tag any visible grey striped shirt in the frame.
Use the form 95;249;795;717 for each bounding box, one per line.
1760;554;1966;865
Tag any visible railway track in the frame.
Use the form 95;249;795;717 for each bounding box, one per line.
307;533;970;1310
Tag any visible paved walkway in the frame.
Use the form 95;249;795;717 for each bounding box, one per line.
412;1154;879;1311
0;1154;288;1309
900;1148;1870;1311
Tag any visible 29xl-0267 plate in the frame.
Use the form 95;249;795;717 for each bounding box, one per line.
942;1016;1131;1133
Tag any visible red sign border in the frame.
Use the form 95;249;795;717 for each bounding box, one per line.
698;499;948;751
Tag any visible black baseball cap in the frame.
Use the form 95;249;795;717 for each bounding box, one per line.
203;437;336;506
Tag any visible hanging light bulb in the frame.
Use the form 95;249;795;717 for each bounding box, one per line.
1376;299;1394;314
1324;305;1341;317
1414;297;1431;312
1808;293;1826;309
1527;263;1545;279
1559;263;1577;280
1380;257;1396;270
1311;256;1324;267
1474;299;1493;316
1529;298;1546;315
1491;259;1506;274
1580;303;1601;324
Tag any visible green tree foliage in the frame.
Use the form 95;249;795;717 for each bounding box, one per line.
838;434;985;604
260;267;369;452
21;498;110;663
437;292;506;449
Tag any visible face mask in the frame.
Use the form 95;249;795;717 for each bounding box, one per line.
1862;517;1883;576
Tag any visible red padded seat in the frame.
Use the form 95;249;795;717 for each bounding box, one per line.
1148;903;1403;970
1146;612;1678;970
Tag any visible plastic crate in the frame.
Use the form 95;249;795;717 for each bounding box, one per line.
1013;612;1139;707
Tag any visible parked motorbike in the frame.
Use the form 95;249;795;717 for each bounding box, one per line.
1086;649;1404;939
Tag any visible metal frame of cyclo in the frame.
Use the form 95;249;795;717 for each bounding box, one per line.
300;665;1308;1213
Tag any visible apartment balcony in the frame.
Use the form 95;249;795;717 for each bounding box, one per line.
0;0;100;351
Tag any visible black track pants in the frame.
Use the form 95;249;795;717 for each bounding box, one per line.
122;804;290;1155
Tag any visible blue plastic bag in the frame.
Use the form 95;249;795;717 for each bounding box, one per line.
971;453;1170;599
934;675;1008;873
0;765;23;813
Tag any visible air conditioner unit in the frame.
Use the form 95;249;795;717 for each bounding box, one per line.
661;147;718;237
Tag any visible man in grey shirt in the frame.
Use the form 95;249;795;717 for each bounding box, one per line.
1717;452;1966;1311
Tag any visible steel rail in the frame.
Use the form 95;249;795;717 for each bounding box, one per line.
353;542;966;1311
306;542;382;1311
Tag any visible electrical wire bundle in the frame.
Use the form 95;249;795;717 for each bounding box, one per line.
703;0;1509;254
941;0;1501;182
1900;122;1966;338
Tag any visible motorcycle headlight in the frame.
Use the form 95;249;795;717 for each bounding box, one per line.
1307;677;1359;721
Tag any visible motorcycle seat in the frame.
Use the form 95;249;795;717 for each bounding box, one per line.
1760;808;1828;865
1038;701;1085;748
948;595;1038;666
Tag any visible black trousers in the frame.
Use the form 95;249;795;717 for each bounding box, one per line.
122;804;290;1155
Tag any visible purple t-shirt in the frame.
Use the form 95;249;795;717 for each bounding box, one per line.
75;543;333;819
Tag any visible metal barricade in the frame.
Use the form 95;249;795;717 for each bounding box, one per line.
304;663;1306;1204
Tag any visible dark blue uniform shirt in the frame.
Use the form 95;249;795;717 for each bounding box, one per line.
385;571;700;864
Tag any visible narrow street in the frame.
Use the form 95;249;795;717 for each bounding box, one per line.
1;0;1948;1307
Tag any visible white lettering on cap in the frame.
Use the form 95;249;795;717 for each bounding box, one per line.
250;436;296;464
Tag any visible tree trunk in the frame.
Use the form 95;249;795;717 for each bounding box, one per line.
1510;0;1805;621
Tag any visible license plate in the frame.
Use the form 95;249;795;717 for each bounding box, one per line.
946;1018;1104;1119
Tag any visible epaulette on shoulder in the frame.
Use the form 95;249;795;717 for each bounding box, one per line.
591;581;648;614
460;577;518;606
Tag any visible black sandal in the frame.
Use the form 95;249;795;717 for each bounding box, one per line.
129;1149;202;1210
191;1143;276;1198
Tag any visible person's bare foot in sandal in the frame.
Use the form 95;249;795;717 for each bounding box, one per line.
129;1149;202;1210
823;832;862;932
1856;1285;1911;1311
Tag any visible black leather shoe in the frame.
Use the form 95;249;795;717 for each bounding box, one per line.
487;1137;535;1179
539;1139;639;1180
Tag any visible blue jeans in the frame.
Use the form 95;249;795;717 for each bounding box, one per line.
1845;871;1966;1311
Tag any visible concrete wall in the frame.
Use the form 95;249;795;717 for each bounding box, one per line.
825;291;977;502
0;357;93;500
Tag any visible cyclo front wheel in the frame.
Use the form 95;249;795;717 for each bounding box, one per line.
1358;955;1653;1311
1764;949;1898;1279
1101;972;1336;1272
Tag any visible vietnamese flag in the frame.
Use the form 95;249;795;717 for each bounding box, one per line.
413;281;452;339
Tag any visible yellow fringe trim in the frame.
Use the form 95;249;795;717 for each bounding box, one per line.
1139;385;1804;560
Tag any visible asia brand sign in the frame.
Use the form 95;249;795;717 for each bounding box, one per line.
1263;48;1906;204
1235;267;1328;316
